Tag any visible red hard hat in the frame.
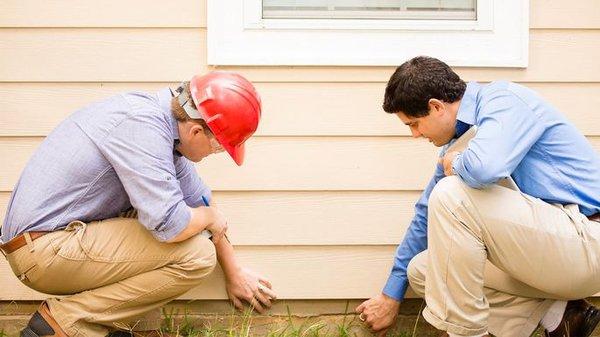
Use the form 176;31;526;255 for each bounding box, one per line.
184;71;261;166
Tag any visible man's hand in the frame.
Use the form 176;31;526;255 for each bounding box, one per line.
226;267;277;314
355;294;401;336
439;151;460;177
167;205;227;243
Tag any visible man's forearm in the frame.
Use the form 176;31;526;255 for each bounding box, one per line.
214;236;241;279
167;207;213;243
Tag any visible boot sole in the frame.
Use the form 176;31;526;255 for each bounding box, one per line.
20;327;40;337
582;308;600;337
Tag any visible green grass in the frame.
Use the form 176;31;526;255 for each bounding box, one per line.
157;302;388;337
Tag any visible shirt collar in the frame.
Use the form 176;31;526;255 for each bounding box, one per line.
158;87;184;157
456;81;481;126
157;87;180;142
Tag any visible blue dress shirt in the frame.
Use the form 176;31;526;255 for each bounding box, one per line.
2;88;212;243
383;81;600;301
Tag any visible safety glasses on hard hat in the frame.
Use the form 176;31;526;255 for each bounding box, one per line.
176;82;225;155
205;128;225;154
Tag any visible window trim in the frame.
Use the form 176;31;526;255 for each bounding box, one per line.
207;0;529;67
244;1;492;31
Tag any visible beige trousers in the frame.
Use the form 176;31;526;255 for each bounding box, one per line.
6;217;217;337
409;176;600;337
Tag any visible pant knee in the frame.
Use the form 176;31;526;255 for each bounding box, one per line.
427;176;472;233
429;176;465;209
407;252;427;297
176;236;217;282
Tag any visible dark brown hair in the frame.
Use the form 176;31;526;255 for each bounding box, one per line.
382;56;466;117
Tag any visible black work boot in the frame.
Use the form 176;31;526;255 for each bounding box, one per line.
21;302;68;337
545;299;600;337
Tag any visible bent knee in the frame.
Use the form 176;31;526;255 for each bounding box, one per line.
407;252;427;297
176;236;217;281
429;176;468;210
407;252;427;284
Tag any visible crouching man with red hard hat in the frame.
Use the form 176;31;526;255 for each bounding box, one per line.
0;72;276;337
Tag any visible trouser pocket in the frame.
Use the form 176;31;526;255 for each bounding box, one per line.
51;221;94;261
6;237;49;289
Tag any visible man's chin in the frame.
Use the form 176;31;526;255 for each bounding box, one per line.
185;154;206;163
434;136;455;147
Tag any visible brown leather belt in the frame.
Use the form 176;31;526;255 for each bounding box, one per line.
0;232;50;256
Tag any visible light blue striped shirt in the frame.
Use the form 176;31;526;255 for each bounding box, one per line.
2;88;211;243
383;81;600;301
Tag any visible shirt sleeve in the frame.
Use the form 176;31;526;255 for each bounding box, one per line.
382;163;445;301
174;156;212;208
97;113;190;242
452;89;545;189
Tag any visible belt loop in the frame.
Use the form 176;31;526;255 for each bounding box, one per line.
24;232;35;253
69;221;93;258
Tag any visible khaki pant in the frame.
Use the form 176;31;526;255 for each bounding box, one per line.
5;217;217;337
409;176;600;337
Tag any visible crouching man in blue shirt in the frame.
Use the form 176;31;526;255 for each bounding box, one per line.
356;56;600;337
0;72;277;337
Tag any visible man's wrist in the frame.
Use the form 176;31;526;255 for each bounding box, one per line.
381;293;401;308
223;265;242;282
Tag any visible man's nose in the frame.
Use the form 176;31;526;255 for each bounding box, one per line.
410;128;422;138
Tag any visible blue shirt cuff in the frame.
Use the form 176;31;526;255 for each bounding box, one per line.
382;273;409;301
187;189;212;208
152;201;191;242
450;152;462;176
452;152;487;189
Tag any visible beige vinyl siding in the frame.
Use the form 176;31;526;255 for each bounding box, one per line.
0;245;397;300
0;2;599;301
2;137;600;192
0;191;419;245
2;83;600;137
2;1;598;28
1;29;600;82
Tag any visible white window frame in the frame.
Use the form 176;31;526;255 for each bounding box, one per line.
207;0;529;67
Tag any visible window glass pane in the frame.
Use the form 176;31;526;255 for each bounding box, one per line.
263;0;477;20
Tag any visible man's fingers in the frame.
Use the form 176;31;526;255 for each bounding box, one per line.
444;165;452;176
254;290;272;308
212;232;225;244
248;297;265;314
258;277;273;289
258;283;278;300
231;297;244;312
355;302;366;313
371;321;384;332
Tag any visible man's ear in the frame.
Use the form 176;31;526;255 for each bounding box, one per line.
428;98;445;116
190;123;205;137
